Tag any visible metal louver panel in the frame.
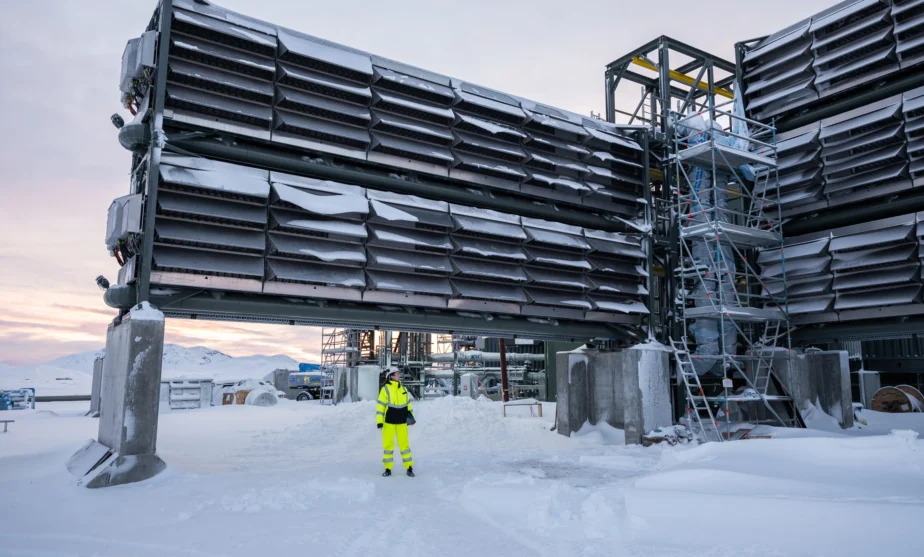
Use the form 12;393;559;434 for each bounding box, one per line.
454;113;527;143
276;63;372;105
365;269;452;296
269;233;366;266
893;0;924;68
810;0;897;98
157;192;266;227
277;29;373;84
367;224;452;253
153;246;263;278
267;258;365;287
372;66;455;106
159;155;270;200
276;86;371;127
742;19;818;121
452;237;527;263
371;113;453;146
366;246;451;275
270;208;368;242
271;182;368;219
169;35;275;80
525;246;593;271
452;258;529;283
155;219;265;253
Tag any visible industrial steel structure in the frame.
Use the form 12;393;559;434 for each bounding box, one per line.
103;0;924;433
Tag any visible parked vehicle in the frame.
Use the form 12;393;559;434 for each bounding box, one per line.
288;372;324;401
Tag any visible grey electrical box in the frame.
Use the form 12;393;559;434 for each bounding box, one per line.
106;194;143;250
119;31;157;94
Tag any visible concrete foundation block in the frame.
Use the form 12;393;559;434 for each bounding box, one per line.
555;350;590;437
621;346;673;445
555;344;672;444
81;452;167;489
71;302;167;488
791;350;854;429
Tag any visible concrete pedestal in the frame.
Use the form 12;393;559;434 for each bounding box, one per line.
555;344;672;444
796;350;854;429
69;302;167;488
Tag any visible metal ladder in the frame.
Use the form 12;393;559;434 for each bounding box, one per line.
319;368;335;406
670;338;722;442
752;320;781;396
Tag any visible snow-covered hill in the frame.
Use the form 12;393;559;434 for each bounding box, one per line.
1;345;309;395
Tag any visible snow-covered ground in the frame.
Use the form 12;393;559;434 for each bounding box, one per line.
0;345;307;396
1;397;923;557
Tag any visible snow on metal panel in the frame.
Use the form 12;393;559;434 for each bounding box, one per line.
452;215;527;241
277;28;373;79
452;237;528;262
454;113;527;141
451;279;527;303
454;90;527;123
269;233;366;265
368;225;452;251
171;35;275;75
525;246;593;270
830;243;917;271
453;152;527;180
272;182;368;217
524;268;589;290
588;296;650;314
453;131;528;161
368;200;419;224
588;256;648;277
372;66;455;104
526;288;593;309
155;219;265;252
524;226;591;251
833;262;920;290
271;172;365;197
759;237;830;264
835;283;922;309
153;246;264;277
366;190;449;212
829;223;915;251
523;217;583;237
452;258;529;283
764;274;833;296
271;209;368;240
160;156;270;198
762;255;831;278
366;269;453;295
371;132;454;164
267;258;365;287
173;8;277;50
173;0;278;37
585;234;645;259
525;172;588;193
588;276;648;296
584;127;642;151
366;246;451;274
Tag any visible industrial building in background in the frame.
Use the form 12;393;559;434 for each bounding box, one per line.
76;0;924;486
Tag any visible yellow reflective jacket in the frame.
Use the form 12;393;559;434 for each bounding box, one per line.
376;380;413;425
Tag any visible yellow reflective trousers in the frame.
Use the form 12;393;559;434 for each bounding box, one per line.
381;423;413;470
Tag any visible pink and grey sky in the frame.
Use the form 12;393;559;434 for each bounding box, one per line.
0;0;832;365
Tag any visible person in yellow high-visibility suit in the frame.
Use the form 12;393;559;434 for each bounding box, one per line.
376;367;415;477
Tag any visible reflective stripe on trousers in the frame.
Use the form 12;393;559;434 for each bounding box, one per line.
380;422;413;470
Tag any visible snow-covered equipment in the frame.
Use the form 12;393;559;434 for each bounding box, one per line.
0;389;36;411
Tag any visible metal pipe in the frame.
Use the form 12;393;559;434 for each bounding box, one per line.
500;338;510;403
428;351;545;363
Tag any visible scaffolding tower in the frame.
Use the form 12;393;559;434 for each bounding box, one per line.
669;98;797;440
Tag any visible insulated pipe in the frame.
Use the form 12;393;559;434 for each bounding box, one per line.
429;352;545;363
169;136;629;233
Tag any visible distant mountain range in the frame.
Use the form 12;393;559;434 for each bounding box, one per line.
1;345;314;395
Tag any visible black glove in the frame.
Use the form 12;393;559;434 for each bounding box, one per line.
407;413;416;425
377;423;383;429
